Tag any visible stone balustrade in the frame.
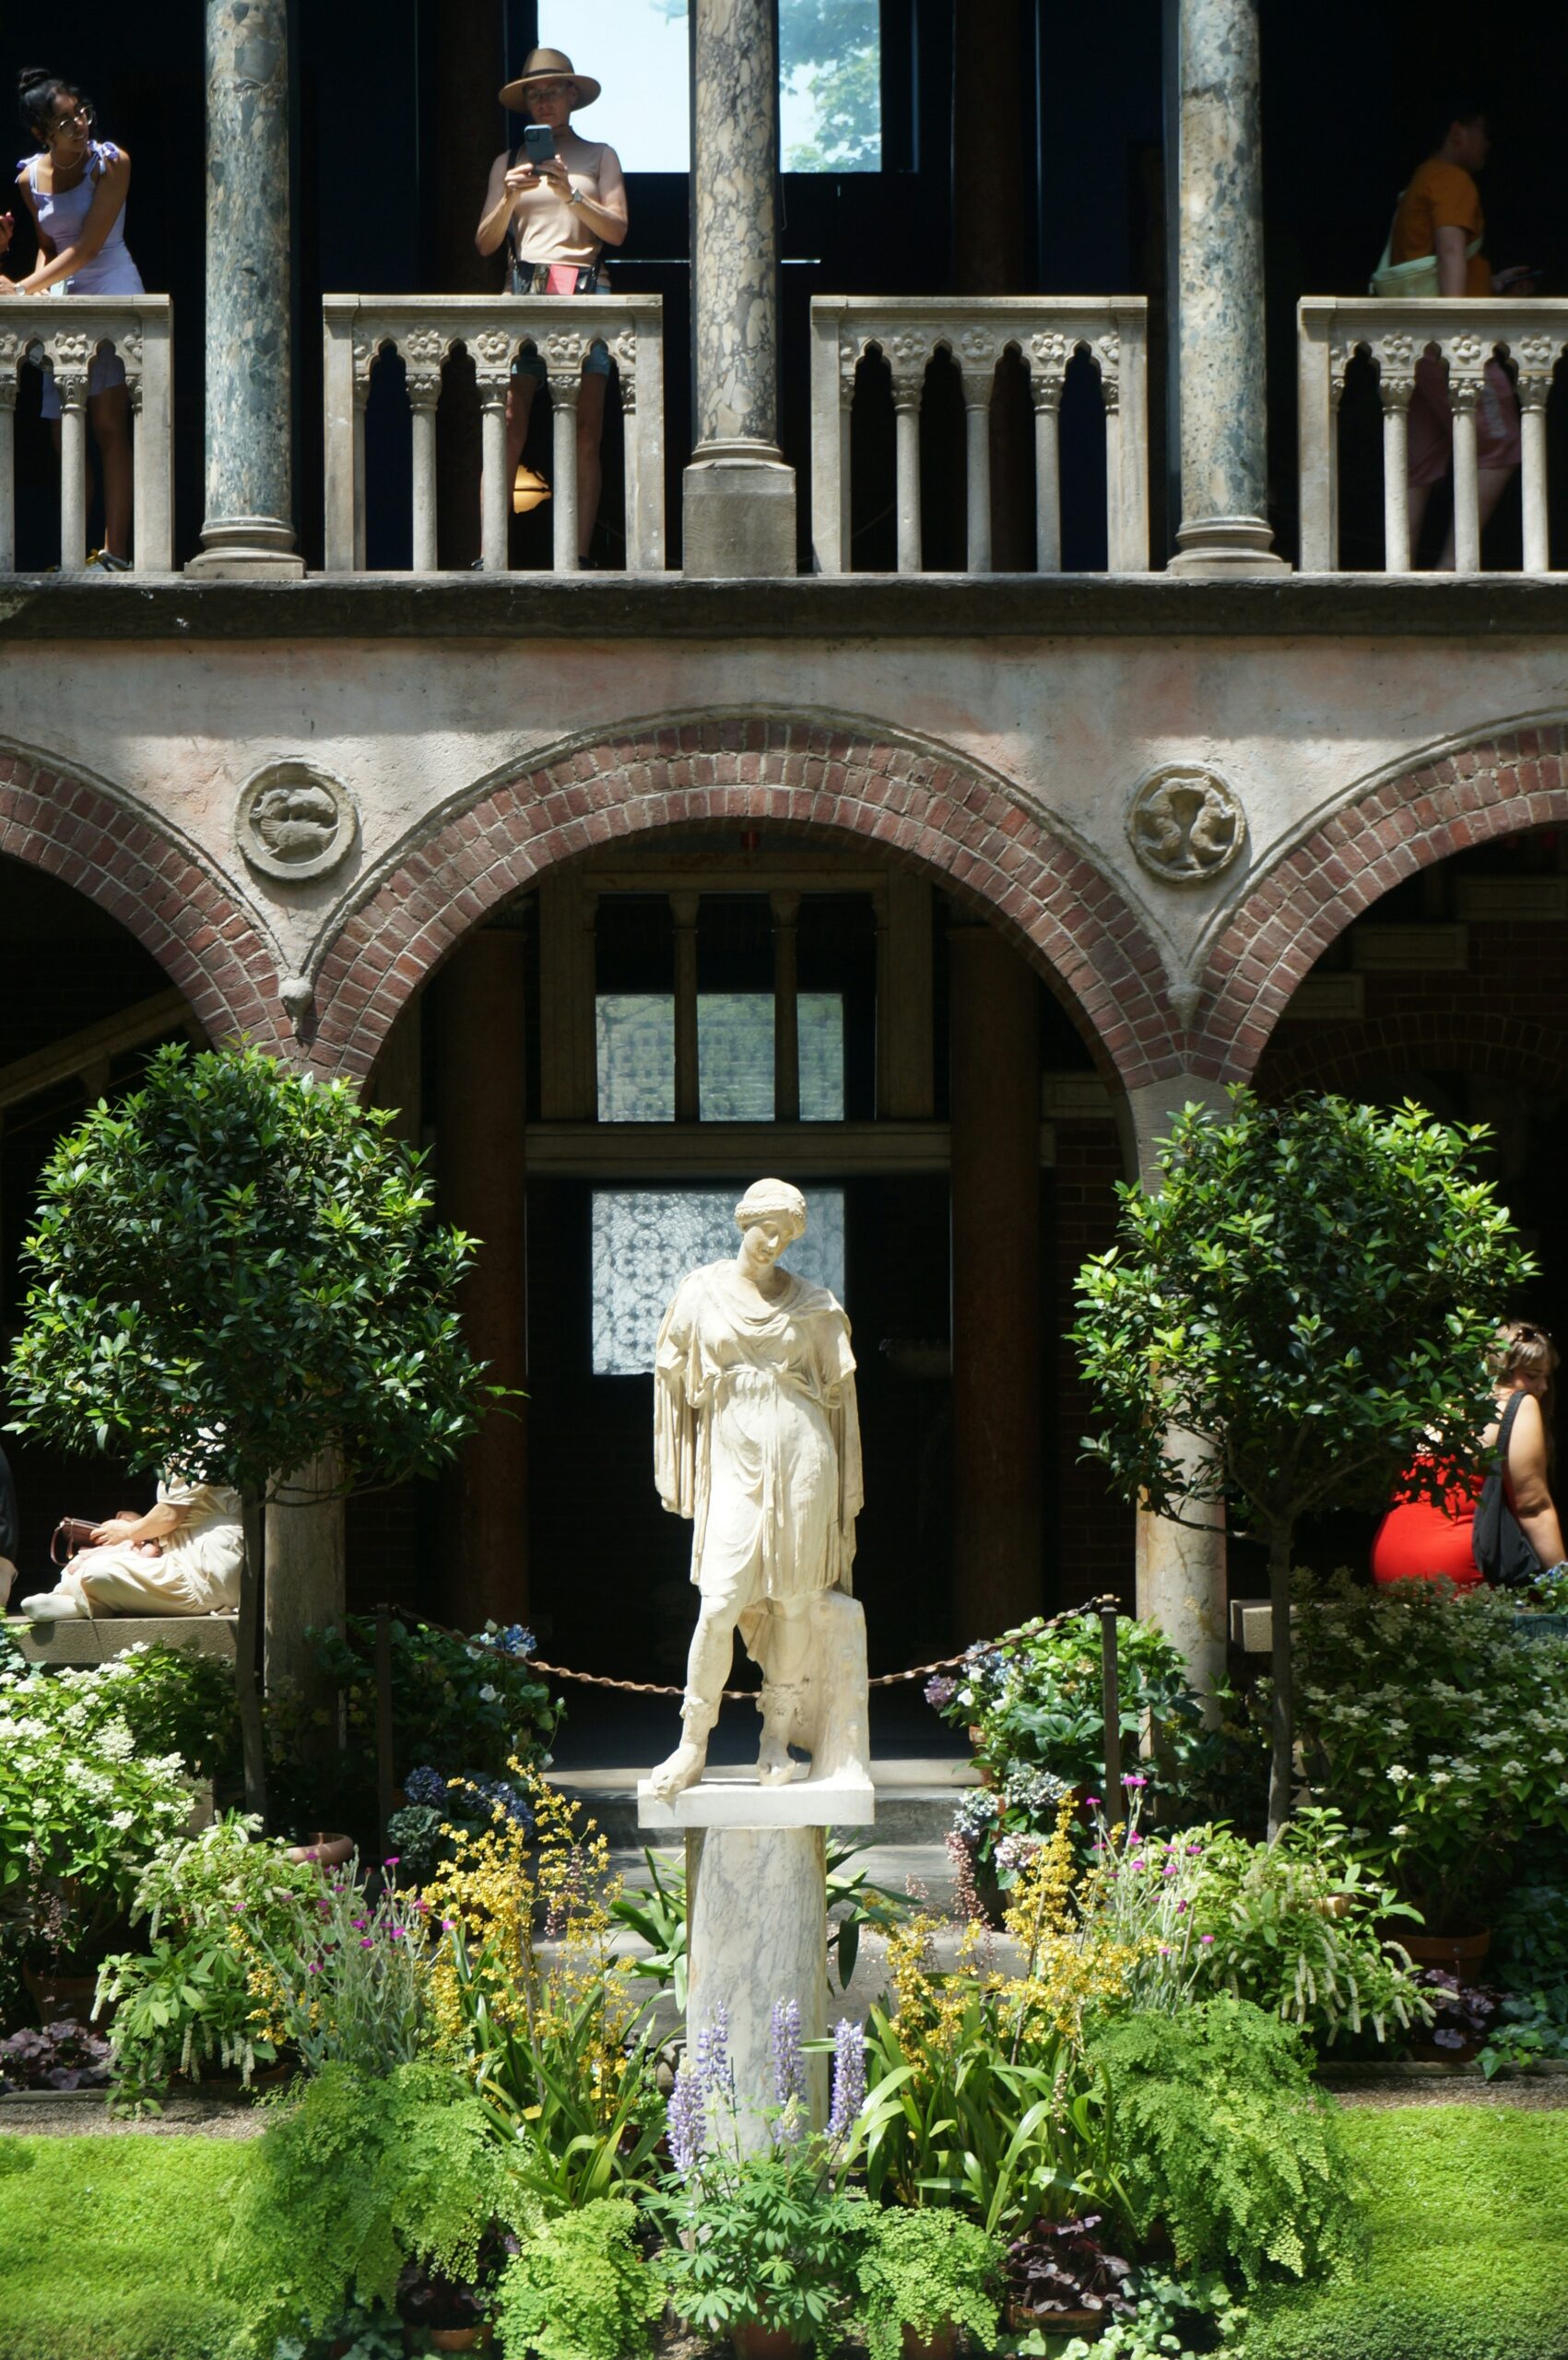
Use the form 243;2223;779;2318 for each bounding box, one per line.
808;297;1151;576
1299;298;1568;572
322;295;666;575
0;295;175;572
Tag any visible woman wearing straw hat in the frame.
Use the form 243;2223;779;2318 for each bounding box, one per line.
476;48;628;566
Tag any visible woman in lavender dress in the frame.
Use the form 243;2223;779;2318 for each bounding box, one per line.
4;68;144;566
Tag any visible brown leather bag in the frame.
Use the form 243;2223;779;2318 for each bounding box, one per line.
51;1517;100;1566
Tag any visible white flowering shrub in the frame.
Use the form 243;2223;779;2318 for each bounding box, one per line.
0;1648;196;1960
1286;1573;1568;1933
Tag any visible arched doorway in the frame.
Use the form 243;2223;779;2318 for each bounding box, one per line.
0;850;207;1575
320;719;1170;1696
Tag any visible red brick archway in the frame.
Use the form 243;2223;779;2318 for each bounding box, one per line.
309;715;1181;1090
1198;725;1568;1080
0;749;286;1048
1257;1011;1568;1101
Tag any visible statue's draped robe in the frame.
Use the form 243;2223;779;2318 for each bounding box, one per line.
654;1262;863;1665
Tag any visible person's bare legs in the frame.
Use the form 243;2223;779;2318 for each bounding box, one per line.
1436;466;1515;570
89;384;134;558
505;372;539;480
575;371;607;560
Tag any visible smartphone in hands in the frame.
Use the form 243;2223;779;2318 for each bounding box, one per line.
521;124;557;165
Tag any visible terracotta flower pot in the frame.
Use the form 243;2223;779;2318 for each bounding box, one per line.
430;2330;491;2353
732;2321;809;2360
1005;2304;1107;2342
284;1832;355;1869
1402;1928;1491;1973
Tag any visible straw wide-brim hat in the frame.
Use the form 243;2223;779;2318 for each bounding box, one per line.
500;47;601;112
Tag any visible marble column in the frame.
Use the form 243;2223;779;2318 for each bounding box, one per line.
686;1825;830;2148
684;0;797;575
949;924;1042;1639
1123;1073;1229;1705
1166;0;1287;576
437;931;529;1627
186;0;305;577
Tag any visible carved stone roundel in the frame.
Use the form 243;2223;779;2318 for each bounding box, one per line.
1127;764;1247;884
236;761;358;883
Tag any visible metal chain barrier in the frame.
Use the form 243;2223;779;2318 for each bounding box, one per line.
374;1593;1126;1705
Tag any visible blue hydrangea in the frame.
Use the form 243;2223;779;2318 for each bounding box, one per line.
404;1764;448;1809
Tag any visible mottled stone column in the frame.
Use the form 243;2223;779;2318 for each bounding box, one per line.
949;924;1042;1638
1124;1074;1229;1705
265;1456;345;1747
1167;0;1287;575
186;0;305;576
683;0;797;575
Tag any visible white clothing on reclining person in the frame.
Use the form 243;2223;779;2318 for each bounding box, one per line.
53;1472;244;1616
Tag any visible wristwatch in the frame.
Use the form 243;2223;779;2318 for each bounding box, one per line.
564;187;584;206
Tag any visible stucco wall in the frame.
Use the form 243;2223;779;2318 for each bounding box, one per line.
5;602;1567;1094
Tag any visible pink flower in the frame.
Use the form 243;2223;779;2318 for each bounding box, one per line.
360;1937;374;1948
1200;1933;1215;1945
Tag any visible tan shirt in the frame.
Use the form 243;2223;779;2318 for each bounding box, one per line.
498;130;626;270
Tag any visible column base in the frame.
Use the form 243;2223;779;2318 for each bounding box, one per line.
1167;514;1290;578
185;515;306;580
683;449;797;578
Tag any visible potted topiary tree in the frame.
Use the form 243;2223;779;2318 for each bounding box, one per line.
1073;1091;1530;1835
6;1043;498;1818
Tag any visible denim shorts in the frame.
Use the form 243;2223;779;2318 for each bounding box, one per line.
513;340;610;383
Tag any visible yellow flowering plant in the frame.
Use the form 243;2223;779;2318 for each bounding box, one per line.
848;1800;1136;2233
419;1762;665;2210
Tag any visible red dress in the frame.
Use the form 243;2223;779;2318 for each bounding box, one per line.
1371;1457;1484;1587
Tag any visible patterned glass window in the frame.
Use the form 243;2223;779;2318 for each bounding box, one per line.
596;994;675;1121
596;992;845;1122
590;1186;848;1375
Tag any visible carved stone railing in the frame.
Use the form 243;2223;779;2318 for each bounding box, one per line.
0;295;174;572
322;295;665;574
1299;298;1568;572
808;297;1149;574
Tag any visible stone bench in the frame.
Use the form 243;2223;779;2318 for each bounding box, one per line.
2;1614;238;1667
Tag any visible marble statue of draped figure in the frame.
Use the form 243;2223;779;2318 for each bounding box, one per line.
647;1178;866;1800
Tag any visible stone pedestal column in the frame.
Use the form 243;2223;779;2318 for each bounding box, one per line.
437;932;529;1627
687;1827;828;2145
186;0;305;578
1124;1073;1229;1704
949;925;1042;1638
1166;0;1287;577
683;0;797;575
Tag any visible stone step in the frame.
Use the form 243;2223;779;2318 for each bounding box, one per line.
551;1756;975;1850
2;1611;238;1665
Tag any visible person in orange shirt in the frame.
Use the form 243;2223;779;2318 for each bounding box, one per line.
1390;107;1537;567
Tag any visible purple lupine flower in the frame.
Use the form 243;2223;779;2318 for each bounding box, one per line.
771;1999;807;2136
695;2004;733;2108
666;2059;705;2179
828;2018;866;2142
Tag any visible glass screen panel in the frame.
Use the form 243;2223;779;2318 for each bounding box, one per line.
591;1185;847;1373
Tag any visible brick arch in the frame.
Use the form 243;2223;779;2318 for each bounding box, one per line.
308;714;1180;1091
0;747;287;1049
1257;1011;1568;1102
1198;724;1568;1081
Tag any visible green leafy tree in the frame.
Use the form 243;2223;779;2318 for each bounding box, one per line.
655;0;881;171
1072;1091;1531;1835
6;1044;496;1816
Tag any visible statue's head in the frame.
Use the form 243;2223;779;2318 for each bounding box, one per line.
734;1177;808;1246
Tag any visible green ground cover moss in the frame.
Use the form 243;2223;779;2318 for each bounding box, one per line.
1245;2106;1568;2360
0;2134;245;2360
1;2105;1565;2360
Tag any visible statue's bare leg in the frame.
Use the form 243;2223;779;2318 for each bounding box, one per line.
757;1599;811;1786
647;1603;734;1800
